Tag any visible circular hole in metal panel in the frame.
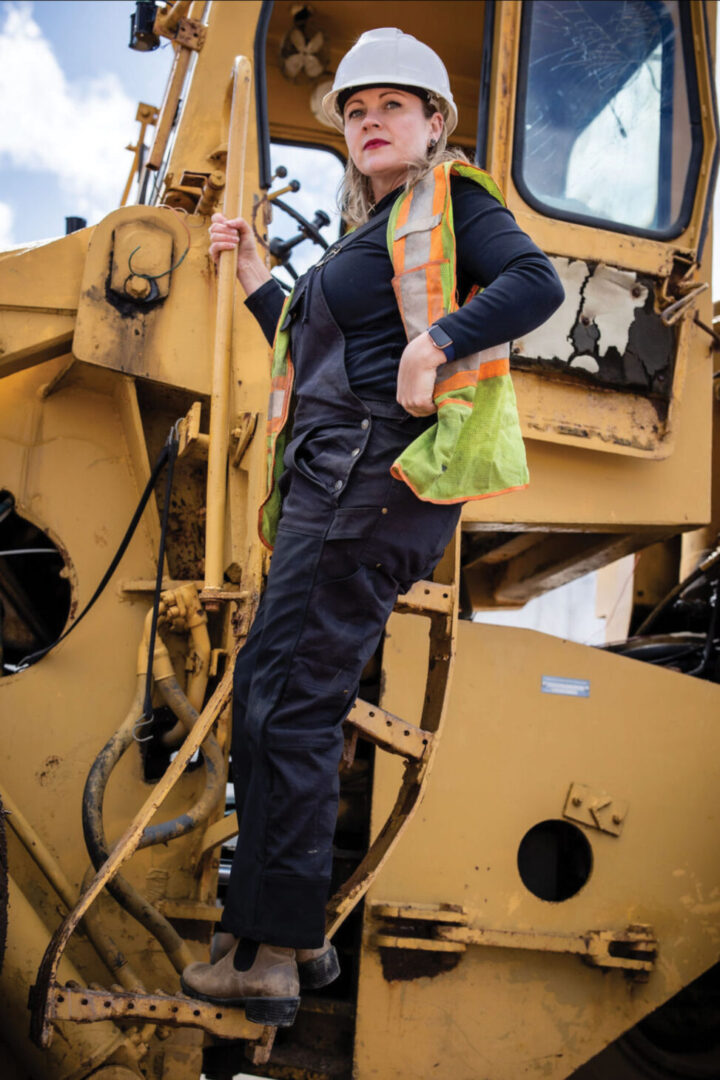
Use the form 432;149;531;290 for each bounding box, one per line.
517;819;592;902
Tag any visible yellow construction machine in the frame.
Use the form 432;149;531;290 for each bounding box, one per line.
1;2;720;1077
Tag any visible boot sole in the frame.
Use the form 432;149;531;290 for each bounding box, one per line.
180;978;300;1027
297;944;341;990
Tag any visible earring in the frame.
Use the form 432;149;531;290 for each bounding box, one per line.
428;138;437;151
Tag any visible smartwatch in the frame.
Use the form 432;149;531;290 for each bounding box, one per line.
427;323;456;362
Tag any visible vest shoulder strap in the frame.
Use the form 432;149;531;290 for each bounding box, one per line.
387;160;505;340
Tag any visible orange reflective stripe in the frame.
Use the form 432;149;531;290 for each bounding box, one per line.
393;188;414;276
434;358;509;396
437;397;472;410
429;170;446;264
390;460;528;504
426;264;446;326
478;357;510;380
434;370;478;395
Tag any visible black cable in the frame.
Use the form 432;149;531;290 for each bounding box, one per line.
635;545;720;636
254;0;274;190
18;429;178;669
687;578;720;678
137;430;179;736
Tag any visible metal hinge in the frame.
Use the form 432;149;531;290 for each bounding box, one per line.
370;902;657;977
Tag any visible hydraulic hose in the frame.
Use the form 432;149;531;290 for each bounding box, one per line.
138;673;224;849
636;542;720;635
81;672;193;974
79;866;147;994
159;605;212;749
81;618;221;974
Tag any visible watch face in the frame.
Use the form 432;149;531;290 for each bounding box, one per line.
429;324;452;349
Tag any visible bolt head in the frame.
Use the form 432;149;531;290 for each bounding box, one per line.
572;796;582;807
125;274;152;300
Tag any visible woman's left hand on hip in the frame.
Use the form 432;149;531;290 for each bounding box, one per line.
396;332;444;417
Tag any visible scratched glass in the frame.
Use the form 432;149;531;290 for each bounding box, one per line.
514;0;700;236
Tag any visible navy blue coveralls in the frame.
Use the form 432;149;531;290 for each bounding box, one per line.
221;178;564;949
222;225;461;949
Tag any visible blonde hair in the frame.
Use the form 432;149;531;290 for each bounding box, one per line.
338;94;471;228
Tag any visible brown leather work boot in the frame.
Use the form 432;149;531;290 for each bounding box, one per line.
181;940;300;1027
209;931;340;990
296;937;341;989
210;930;237;965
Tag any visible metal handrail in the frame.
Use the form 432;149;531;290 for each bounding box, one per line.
204;56;253;595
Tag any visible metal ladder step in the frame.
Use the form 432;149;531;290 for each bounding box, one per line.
395;579;455;617
344;699;432;762
43;981;277;1065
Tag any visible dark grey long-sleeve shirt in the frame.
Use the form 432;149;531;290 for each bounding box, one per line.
246;176;564;400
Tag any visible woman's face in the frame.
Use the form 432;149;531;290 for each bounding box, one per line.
343;87;444;200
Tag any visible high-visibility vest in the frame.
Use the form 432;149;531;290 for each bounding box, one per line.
259;160;529;550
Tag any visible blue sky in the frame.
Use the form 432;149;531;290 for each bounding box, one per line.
0;0;172;245
0;0;343;276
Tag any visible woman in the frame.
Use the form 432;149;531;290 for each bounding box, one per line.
181;28;564;1025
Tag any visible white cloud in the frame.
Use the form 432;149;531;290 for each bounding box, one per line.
0;201;14;247
0;2;137;223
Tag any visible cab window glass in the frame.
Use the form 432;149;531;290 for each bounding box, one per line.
513;0;702;237
268;143;344;289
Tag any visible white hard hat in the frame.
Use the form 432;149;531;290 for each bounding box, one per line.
322;28;458;134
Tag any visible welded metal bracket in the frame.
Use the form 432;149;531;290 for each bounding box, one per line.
563;782;629;836
370;902;657;977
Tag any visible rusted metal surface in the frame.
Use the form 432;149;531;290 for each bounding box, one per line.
378;947;462;983
48;984;262;1041
514;262;676;400
245;1024;276;1067
173;17;207;51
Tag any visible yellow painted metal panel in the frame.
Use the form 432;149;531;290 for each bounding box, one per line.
356;617;720;1078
